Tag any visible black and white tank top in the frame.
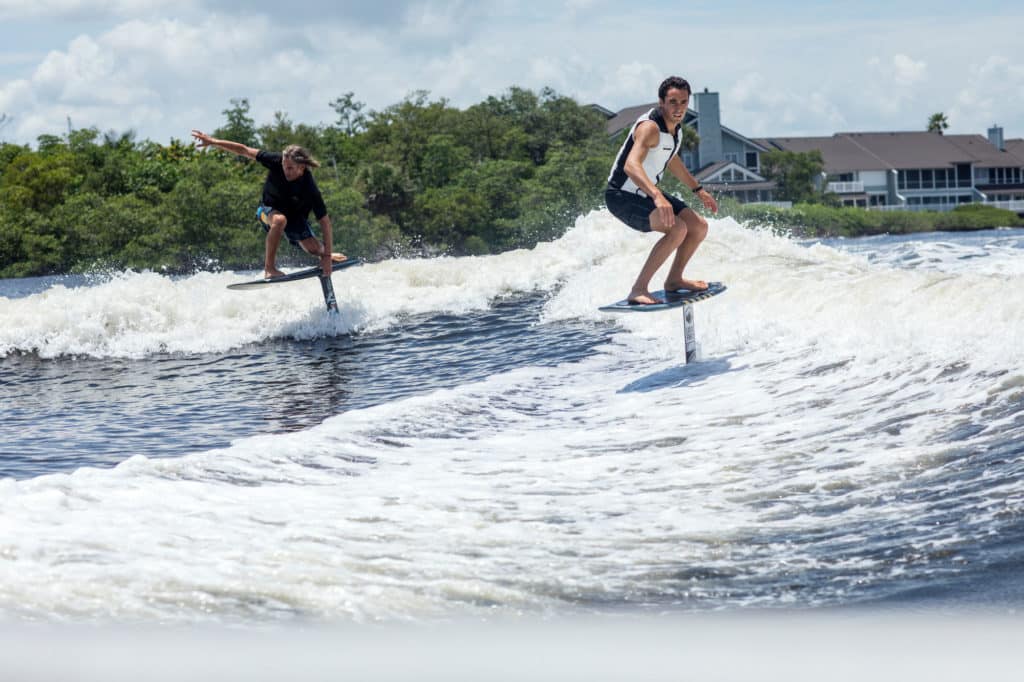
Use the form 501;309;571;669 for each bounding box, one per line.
607;108;682;195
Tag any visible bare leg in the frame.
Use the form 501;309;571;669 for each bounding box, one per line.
627;211;688;304
664;209;709;292
264;213;287;279
298;237;346;262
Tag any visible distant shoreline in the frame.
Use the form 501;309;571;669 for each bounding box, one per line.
715;200;1024;239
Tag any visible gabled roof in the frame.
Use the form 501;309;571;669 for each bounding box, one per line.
588;103;616;119
694;160;768;184
944;134;1024;168
761;131;1024;173
1006;139;1024;167
713;124;771;152
757;135;889;173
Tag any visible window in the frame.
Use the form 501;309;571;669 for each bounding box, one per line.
906;170;920;190
745;151;758;169
921;169;933;188
682;153;695;169
724;152;740;163
956;164;971;187
935;169;948;188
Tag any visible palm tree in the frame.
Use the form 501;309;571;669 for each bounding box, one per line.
928;112;949;135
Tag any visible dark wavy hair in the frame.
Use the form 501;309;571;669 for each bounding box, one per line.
658;76;691;100
283;144;320;168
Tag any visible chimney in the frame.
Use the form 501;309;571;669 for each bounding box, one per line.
694;88;722;168
988;124;1004;151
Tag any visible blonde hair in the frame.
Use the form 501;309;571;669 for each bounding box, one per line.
282;144;320;168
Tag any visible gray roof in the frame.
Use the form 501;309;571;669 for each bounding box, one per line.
762;131;1024;173
1004;138;1024;164
758;135;888;173
605;103;656;136
945;134;1024;168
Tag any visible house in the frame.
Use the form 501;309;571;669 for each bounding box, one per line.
761;127;1024;209
597;92;1024;211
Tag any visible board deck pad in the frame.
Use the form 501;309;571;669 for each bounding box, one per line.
227;258;361;291
599;282;726;312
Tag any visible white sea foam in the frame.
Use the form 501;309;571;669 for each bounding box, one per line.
1;217;1023;623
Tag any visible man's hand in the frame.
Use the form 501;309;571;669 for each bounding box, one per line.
653;194;677;229
697;189;719;215
191;130;214;149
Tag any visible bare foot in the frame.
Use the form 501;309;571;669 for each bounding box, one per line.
330;252;347;262
264;267;286;279
627;291;664;305
664;278;708;292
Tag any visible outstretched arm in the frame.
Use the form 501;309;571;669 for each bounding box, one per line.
190;130;258;160
667;155;718;214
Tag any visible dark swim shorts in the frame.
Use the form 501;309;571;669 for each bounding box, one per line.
604;188;688;232
256;205;315;247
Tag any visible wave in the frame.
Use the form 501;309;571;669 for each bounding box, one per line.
4;214;1023;364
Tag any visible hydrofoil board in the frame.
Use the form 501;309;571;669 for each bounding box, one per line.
227;258;361;291
599;282;726;312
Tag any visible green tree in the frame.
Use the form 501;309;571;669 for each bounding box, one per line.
214;98;258;148
356;161;412;222
0;149;83;213
330;92;367;136
760;149;826;204
928;112;949;135
414;184;488;249
418;134;471;188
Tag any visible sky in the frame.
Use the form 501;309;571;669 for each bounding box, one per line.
1;0;1022;147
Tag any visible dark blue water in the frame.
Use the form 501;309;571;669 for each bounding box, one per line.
0;294;614;479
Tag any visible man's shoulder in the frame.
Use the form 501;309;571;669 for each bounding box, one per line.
256;150;282;165
633;119;662;143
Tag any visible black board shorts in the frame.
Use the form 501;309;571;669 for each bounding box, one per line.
605;188;688;233
256;205;315;247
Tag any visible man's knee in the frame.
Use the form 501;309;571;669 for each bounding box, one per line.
683;211;708;240
267;213;287;233
667;219;689;246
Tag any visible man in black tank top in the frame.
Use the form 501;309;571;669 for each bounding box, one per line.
190;129;346;280
605;76;718;305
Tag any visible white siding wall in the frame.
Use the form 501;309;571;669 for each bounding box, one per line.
859;171;887;188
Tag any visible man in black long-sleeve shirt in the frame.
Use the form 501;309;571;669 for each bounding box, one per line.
191;129;345;279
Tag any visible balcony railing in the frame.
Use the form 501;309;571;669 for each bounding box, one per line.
826;181;865;194
869;200;1024;213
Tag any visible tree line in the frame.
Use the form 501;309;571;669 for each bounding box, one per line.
0;88;619;277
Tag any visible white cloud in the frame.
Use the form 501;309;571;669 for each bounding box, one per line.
891;53;928;86
0;0;193;21
949;55;1024;134
2;3;1024;145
